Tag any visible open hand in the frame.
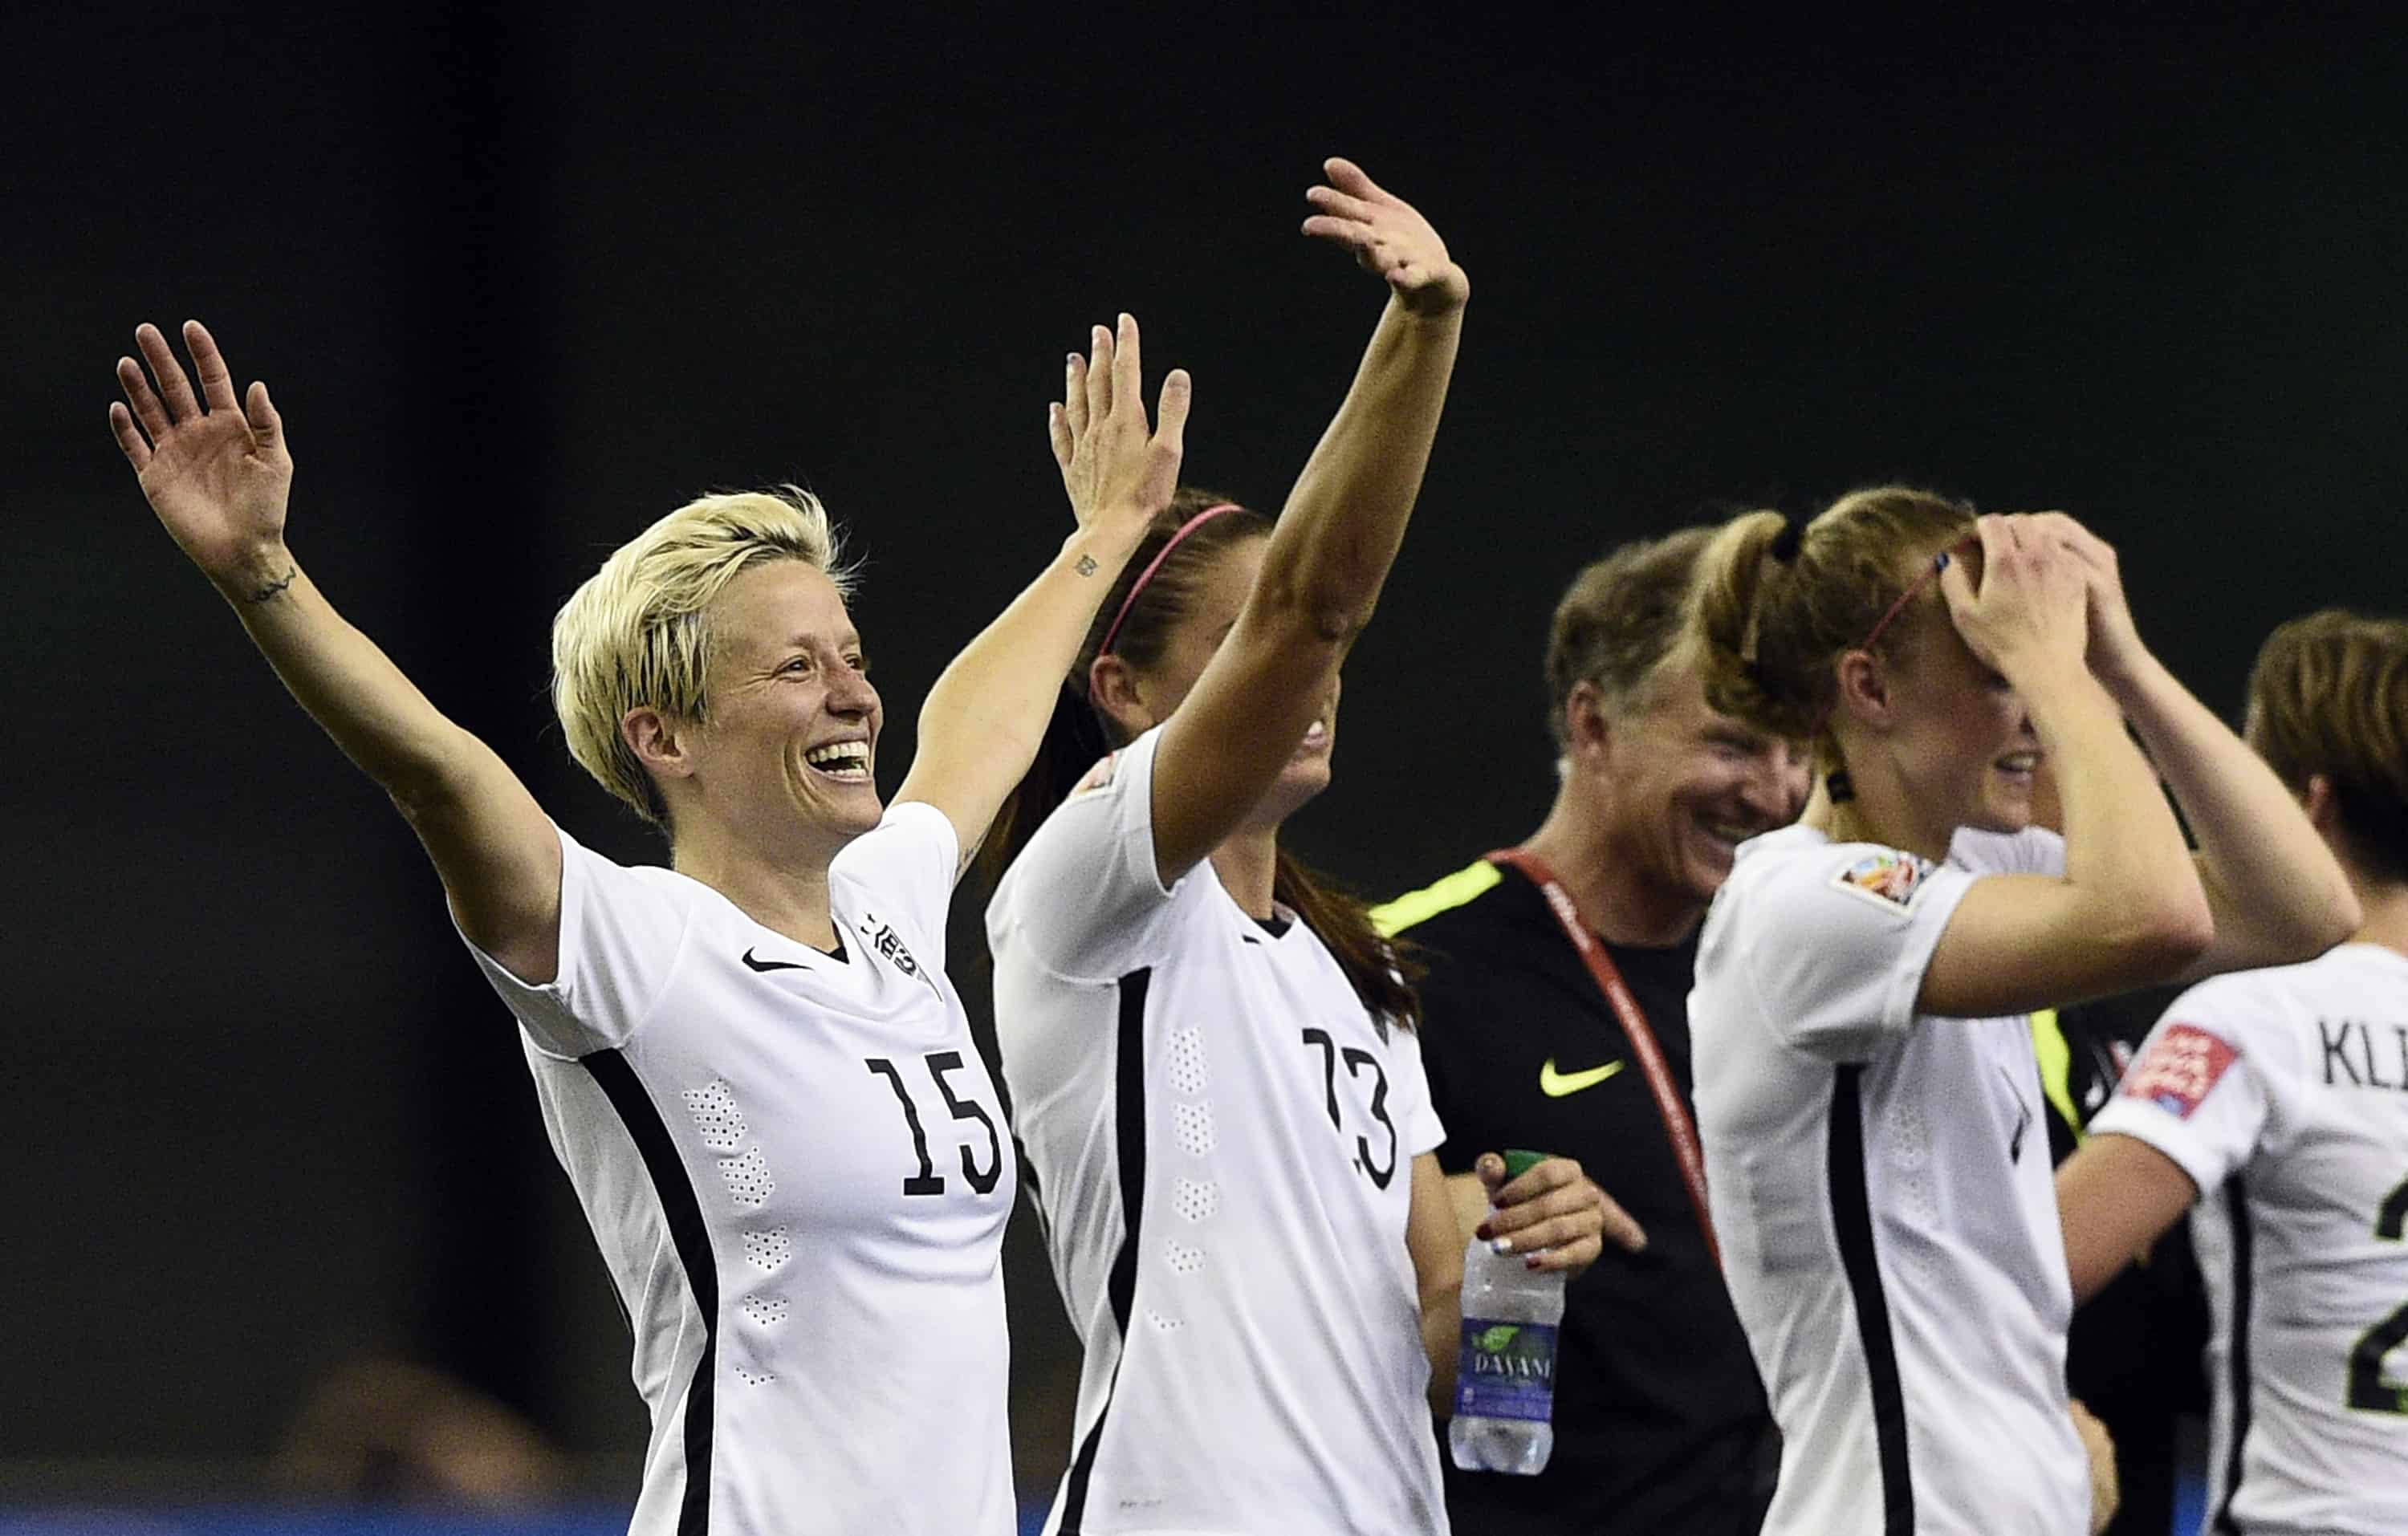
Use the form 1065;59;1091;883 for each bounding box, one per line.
1302;158;1469;315
110;320;295;599
1473;1152;1638;1277
1049;312;1191;543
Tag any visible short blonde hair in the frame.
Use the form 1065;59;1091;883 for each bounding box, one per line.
552;488;856;826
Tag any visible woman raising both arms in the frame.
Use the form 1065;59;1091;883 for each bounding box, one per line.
1682;494;2357;1535
108;311;1187;1535
983;159;1617;1536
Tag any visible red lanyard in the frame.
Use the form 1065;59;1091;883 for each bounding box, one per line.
1487;847;1721;1266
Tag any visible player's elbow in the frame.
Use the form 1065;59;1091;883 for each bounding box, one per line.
2292;878;2363;959
1252;551;1384;647
2076;880;2214;982
1259;582;1373;649
2129;892;2215;975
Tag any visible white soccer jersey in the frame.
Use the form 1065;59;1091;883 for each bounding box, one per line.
1690;822;2088;1536
458;803;1015;1536
2087;942;2408;1536
988;725;1450;1536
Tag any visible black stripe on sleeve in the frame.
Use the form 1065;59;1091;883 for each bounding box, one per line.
2213;1172;2254;1535
1059;968;1150;1536
1829;1064;1914;1536
584;1048;718;1536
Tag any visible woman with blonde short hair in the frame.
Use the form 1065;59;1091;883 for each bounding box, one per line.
1681;490;2358;1534
2060;610;2408;1536
108;311;1188;1536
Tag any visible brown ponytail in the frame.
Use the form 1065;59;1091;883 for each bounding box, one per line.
2247;609;2408;883
1692;510;1819;742
1274;845;1423;1032
1688;487;1979;775
977;486;1421;1029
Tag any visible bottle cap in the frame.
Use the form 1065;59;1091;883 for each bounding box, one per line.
1501;1148;1551;1180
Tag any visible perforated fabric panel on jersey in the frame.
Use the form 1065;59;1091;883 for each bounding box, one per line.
461;808;1015;1536
2089;945;2408;1536
990;725;1449;1536
1690;823;2089;1536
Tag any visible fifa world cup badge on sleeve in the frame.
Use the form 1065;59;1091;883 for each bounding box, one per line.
2121;1022;2239;1119
1832;850;1933;909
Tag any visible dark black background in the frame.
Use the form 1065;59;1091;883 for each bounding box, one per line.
10;3;2402;1497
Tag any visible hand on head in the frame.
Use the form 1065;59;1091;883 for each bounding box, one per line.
2026;512;2147;682
1936;513;2095;681
1302;158;1470;315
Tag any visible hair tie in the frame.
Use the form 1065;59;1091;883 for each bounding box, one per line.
1097;503;1241;657
1769;521;1803;563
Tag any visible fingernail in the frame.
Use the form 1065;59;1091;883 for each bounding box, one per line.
1934;553;1951;571
1525;1255;1544;1270
1474;1222;1493;1241
1489;1237;1514;1255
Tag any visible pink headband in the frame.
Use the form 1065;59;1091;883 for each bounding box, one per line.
1857;551;1952;657
1808;537;1974;744
1859;539;1975;660
1097;502;1242;657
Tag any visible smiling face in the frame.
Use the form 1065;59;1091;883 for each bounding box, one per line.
1585;667;1811;904
676;559;884;852
1102;532;1338;827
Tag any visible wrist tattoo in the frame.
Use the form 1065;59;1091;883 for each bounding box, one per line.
1076;554;1098;577
246;564;300;604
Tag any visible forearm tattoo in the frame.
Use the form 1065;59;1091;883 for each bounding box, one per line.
245;564;300;603
1076;554;1098;576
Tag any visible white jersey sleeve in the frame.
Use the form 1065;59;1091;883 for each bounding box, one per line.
457;823;696;1059
830;799;962;975
987;725;1183;984
2087;976;2288;1197
1390;1016;1446;1158
1725;838;1982;1061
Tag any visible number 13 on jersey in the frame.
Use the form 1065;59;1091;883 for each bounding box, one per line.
1301;1027;1398;1189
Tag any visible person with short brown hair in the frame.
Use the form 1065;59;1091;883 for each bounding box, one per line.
2060;608;2408;1536
1375;526;1805;1535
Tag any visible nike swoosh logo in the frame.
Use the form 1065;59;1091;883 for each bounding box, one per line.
1539;1059;1626;1097
742;948;809;973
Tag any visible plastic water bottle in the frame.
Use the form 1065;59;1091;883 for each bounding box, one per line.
1450;1148;1564;1475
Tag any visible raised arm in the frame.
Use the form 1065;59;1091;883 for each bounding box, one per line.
1147;158;1468;880
2051;517;2360;978
894;315;1190;864
1917;517;2215;1016
110;321;562;982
